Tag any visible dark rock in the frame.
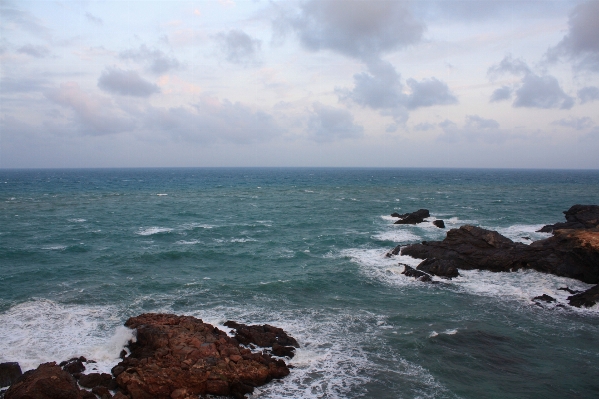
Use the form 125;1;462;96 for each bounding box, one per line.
402;265;432;282
533;294;556;303
416;258;459;278
558;287;581;295
394;209;430;225
433;220;445;228
0;363;22;388
568;284;599;308
80;390;96;399
4;362;83;399
537;205;599;233
91;386;111;399
390;212;401;218
385;245;401;257
224;321;299;352
112;393;129;399
402;225;599;284
113;313;292;399
62;358;86;375
271;343;295;358
119;350;127;359
78;373;112;389
110;366;124;378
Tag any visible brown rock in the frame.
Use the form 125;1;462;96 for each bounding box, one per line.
80;390;97;399
78;373;113;389
61;358;86;375
224;321;299;356
0;363;22;388
113;313;291;399
4;362;83;399
91;386;112;399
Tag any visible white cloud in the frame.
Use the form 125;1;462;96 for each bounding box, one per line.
119;45;181;75
97;67;160;97
551;116;594;130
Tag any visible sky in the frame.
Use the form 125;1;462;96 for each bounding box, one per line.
1;0;599;169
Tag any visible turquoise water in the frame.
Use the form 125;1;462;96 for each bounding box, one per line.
1;168;599;398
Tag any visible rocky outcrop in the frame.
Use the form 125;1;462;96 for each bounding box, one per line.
223;321;299;358
4;362;87;399
385;245;401;257
113;313;294;399
393;209;430;225
567;284;599;308
402;265;432;282
401;225;599;285
433;220;445;228
537;205;599;232
416;258;459;278
0;363;22;388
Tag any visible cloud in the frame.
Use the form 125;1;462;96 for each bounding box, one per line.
578;86;599;104
0;76;48;93
438;115;511;144
413;122;435;131
0;3;51;37
215;29;261;65
143;96;281;143
551;116;594;130
488;56;573;109
97;67;160;97
546;1;599;72
85;12;103;26
307;102;363;142
17;44;50;58
338;60;457;122
278;0;424;61
513;74;574;109
489;86;512;102
45;82;134;135
119;45;181;75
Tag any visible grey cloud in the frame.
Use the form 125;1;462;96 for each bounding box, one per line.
45;82;134;135
578;86;599;104
420;0;570;22
546;1;599;72
551;116;594;130
513;74;574;109
85;12;103;26
438;115;510;144
308;102;363;142
215;30;261;65
490;86;512;102
17;44;50;58
0;76;48;93
119;45;181;75
144;97;281;143
339;60;457;121
413;122;436;131
465;115;500;130
405;77;457;109
97;67;160;97
279;0;424;61
0;4;51;37
487;55;531;79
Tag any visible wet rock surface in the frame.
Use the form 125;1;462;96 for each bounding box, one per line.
567;284;599;308
393;209;430;225
4;362;86;399
224;321;299;358
537;205;599;233
113;313;294;399
0;363;22;388
402;265;432;282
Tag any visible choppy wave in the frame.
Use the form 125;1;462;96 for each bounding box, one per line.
136;227;174;236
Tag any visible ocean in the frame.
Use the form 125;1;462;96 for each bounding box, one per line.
1;168;599;399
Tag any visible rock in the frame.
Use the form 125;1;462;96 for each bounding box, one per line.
61;358;86;375
401;265;432;282
4;362;83;399
385;245;401;257
112;393;128;399
78;373;112;389
533;294;556;303
568;284;599;308
393;209;430;225
113;313;291;399
390;212;401;218
224;321;299;359
402;225;599;284
0;363;22;388
91;386;112;399
80;390;97;399
416;258;459;279
537;205;599;233
433;220;445;228
558;287;581;295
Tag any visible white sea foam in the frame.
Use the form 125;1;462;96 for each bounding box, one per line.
136;227;173;236
230;238;257;243
0;300;132;372
341;248;424;287
176;239;202;245
42;245;67;251
494;224;551;244
68;218;87;223
156;193;168;196
372;230;420;243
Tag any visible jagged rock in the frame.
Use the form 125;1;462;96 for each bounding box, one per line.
0;363;22;388
385;245;401;257
558;287;581;295
91;386;112;399
394;209;430;225
113;313;292;399
224;321;299;359
78;373;112;389
537;205;599;233
568;284;599;308
402;225;599;283
402;265;432;282
533;294;556;303
4;362;83;399
433;220;445;228
416;258;459;279
61;358;86;375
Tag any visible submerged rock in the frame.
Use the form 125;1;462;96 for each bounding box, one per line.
533;294;556;303
537;205;599;233
433;220;445;228
402;265;432;282
113;313;293;399
393;209;430;225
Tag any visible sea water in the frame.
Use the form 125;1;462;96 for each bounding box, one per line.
1;168;599;399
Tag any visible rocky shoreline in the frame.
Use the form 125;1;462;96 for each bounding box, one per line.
388;205;599;307
1;314;298;399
